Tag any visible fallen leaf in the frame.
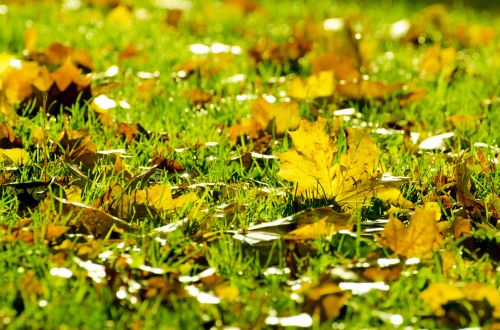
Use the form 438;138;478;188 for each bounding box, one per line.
456;164;497;219
151;152;184;172
233;207;353;246
27;42;93;71
32;66;53;92
278;118;383;202
252;97;301;135
132;184;198;213
0;123;22;148
117;122;150;144
455;24;496;47
361;265;402;282
0;148;30;165
419;44;457;80
50;57;91;92
336;80;403;100
302;279;350;321
1;220;69;244
228;117;261;140
23;26;38;52
335;175;414;209
284;216;352;240
95;182;198;220
137;79;163;103
225;0;259;14
174;55;233;80
118;44;141;61
379;208;443;257
50;197;137;238
229;97;301;139
420;282;500;318
248;36;312;68
288;71;334;99
165;9;183;28
182;88;213;107
311;53;359;81
452;217;472;238
107;5;133;27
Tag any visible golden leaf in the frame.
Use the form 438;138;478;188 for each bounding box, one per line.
336;80;403;100
335;177;414;209
278;118;339;197
133;184;198;212
311;53;360;81
252;97;300;135
107;5;133;27
32;66;53;92
420;282;500;318
278;118;382;202
3;61;39;104
0;148;30;165
303;281;351;321
288;71;334;99
379;208;443;257
284;216;353;240
50;58;91;91
24;26;38;52
419;44;457;79
228;97;301;139
228;117;261;140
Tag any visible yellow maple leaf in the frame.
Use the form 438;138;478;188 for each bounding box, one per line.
288;71;334;99
278;118;340;197
379;208;443;257
420;282;500;318
278;118;381;201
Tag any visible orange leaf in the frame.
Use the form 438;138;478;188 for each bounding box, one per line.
50;58;91;91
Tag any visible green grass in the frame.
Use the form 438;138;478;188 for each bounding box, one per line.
1;0;499;329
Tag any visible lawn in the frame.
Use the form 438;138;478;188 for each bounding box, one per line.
0;0;499;329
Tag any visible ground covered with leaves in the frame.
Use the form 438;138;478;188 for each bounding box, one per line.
0;0;499;328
